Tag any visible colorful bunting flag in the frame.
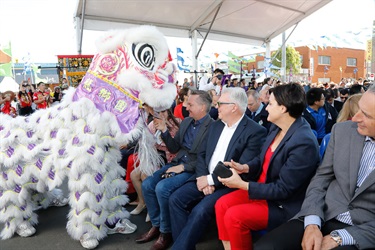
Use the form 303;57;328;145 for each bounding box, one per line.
0;42;13;77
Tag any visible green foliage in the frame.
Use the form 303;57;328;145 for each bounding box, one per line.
271;46;301;77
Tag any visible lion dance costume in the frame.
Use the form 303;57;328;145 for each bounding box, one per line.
0;26;177;249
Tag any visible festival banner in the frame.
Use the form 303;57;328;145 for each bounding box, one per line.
57;55;93;86
366;40;372;61
0;41;13;77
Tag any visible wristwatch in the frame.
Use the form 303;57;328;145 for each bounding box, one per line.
330;231;342;246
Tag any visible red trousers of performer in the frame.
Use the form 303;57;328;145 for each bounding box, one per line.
215;189;269;250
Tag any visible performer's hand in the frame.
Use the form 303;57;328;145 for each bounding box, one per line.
196;176;209;191
165;164;183;174
224;160;249;174
321;235;339;250
302;224;323;250
202;185;215;195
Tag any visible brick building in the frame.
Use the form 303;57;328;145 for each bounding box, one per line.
246;46;366;83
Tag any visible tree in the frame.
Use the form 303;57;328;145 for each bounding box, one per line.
271;45;301;78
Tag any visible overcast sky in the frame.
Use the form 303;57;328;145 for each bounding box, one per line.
0;0;374;64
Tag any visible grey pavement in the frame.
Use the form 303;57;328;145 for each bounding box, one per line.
0;181;223;250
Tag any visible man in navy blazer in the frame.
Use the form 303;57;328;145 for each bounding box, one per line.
245;89;271;131
136;90;214;250
169;87;267;250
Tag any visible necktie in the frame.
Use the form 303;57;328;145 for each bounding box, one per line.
252;112;256;119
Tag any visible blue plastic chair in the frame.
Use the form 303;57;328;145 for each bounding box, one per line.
319;133;331;160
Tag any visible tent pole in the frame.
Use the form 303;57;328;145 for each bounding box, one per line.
195;2;222;60
77;0;87;55
192;30;198;88
281;32;286;83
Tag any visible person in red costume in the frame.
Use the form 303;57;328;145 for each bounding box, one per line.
1;91;17;117
173;87;190;120
33;82;50;109
18;81;34;116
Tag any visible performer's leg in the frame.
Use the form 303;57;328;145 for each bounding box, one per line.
0;169;38;239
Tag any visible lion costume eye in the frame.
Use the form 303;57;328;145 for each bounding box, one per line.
132;43;155;70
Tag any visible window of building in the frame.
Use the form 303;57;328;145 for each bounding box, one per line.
257;60;264;69
347;58;357;67
318;77;330;83
318;56;331;65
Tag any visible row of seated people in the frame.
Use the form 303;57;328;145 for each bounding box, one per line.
121;83;374;250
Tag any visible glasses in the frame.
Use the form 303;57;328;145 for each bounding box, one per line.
216;101;235;107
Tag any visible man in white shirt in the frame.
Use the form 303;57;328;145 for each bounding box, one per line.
169;87;267;250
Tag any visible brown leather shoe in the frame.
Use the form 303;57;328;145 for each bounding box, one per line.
150;233;173;250
135;226;160;243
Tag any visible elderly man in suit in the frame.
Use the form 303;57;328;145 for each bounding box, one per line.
255;84;375;250
245;89;271;131
169;87;267;250
135;90;213;250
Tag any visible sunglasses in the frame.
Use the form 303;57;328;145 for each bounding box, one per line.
216;101;235;107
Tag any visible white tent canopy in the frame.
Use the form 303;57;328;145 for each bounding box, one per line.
0;77;19;93
74;0;332;52
73;0;332;77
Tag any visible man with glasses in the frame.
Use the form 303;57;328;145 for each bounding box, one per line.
199;68;224;95
334;88;349;113
303;88;338;144
169;87;267;250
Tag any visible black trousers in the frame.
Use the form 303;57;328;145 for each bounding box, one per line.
254;219;358;250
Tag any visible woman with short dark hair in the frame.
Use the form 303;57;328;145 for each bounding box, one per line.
215;83;320;250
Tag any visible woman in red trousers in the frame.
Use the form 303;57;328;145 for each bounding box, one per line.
215;83;320;250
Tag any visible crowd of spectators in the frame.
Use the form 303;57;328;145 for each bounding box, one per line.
124;70;374;250
2;71;374;250
0;78;69;117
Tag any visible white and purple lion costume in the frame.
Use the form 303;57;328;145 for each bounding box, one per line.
0;26;176;248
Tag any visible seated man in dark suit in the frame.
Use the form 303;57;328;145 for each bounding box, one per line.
245;89;271;131
333;88;349;113
255;84;375;249
135;90;214;250
169;87;267;250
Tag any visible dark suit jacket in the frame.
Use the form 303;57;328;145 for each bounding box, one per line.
161;114;213;172
333;99;344;113
245;104;271;131
246;117;320;230
195;115;267;186
296;121;375;249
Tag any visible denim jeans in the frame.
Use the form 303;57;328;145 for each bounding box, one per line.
142;164;193;233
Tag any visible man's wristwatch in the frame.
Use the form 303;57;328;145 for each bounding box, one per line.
330;231;342;246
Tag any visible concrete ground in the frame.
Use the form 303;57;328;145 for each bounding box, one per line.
0;181;223;250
